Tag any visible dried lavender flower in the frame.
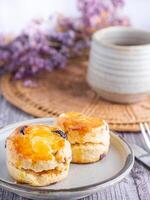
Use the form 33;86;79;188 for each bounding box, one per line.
0;0;129;82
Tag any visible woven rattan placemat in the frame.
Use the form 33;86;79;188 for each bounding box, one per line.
1;60;150;132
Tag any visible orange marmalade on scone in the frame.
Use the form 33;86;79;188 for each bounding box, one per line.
58;112;104;135
10;125;66;162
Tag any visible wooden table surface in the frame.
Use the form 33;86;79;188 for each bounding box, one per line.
0;94;149;200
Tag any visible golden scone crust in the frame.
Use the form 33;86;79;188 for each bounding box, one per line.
7;161;69;186
6;125;72;186
71;143;109;163
57;112;110;163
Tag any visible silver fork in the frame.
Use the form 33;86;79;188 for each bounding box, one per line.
140;122;150;151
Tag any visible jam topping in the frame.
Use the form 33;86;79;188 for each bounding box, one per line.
61;112;103;134
12;125;65;161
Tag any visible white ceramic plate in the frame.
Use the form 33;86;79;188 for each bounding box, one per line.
0;118;134;200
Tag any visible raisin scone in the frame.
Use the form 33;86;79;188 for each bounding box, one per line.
6;124;72;186
57;112;110;163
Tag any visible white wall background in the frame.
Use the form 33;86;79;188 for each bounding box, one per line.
0;0;150;34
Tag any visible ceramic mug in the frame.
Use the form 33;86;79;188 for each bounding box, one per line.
87;26;150;103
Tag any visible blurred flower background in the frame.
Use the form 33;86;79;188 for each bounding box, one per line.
0;0;148;83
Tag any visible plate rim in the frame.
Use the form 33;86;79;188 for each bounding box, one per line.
0;117;134;193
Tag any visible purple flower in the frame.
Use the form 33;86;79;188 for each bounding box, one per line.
112;0;124;7
23;80;37;87
0;0;129;84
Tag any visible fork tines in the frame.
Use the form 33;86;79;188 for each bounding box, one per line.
140;122;150;151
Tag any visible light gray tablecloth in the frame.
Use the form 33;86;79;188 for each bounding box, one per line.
0;94;149;200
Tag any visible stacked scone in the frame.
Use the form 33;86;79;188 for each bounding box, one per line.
57;112;110;163
6;125;72;186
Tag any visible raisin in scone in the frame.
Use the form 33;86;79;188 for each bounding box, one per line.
6;124;72;186
57;112;110;163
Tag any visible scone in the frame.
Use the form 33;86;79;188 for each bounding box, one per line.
6;124;72;186
57;112;110;163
